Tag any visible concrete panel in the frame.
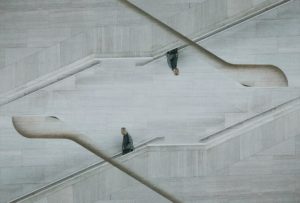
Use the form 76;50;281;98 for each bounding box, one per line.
60;32;96;67
0;65;15;93
47;187;73;203
14;54;39;87
1;1;300;202
36;44;61;76
0;0;285;82
201;0;300;87
206;136;240;173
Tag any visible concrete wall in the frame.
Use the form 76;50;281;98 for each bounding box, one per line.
0;0;145;68
200;0;300;87
16;98;300;202
0;54;239;202
131;0;285;55
1;50;298;202
0;25;154;94
0;0;291;95
114;135;300;203
113;134;300;202
0;0;285;69
1;0;300;202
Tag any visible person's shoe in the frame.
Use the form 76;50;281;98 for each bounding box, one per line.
173;68;179;76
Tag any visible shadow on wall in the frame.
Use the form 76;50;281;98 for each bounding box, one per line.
222;63;288;87
124;0;289;88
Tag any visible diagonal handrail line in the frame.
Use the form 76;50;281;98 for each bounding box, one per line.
0;0;290;109
120;0;285;68
119;0;227;67
0;55;101;107
10;93;300;202
201;96;300;144
137;0;292;66
12;116;183;202
9;136;164;203
120;0;288;87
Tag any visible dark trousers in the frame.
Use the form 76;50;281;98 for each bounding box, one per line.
122;149;133;155
167;55;178;70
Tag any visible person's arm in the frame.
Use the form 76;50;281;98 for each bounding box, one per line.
167;53;175;60
122;136;126;151
126;135;134;149
129;135;134;149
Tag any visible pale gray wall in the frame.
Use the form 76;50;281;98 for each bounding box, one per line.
200;0;300;87
17;100;300;202
0;0;290;95
1;45;298;202
1;0;300;202
0;26;152;94
0;0;284;69
131;0;285;55
0;0;146;68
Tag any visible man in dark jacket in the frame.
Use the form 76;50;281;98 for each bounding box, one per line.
166;48;179;75
121;127;134;155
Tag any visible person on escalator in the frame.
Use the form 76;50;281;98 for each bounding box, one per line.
121;127;134;155
166;48;179;76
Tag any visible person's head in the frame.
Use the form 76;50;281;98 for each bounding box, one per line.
121;127;127;136
173;68;179;76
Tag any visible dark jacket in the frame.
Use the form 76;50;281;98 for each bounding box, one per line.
166;48;178;69
122;133;134;154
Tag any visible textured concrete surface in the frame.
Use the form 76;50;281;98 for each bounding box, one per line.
0;0;283;68
0;0;289;95
1;0;300;202
131;0;286;51
15;99;300;202
200;0;300;87
12;116;181;203
2;53;298;202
